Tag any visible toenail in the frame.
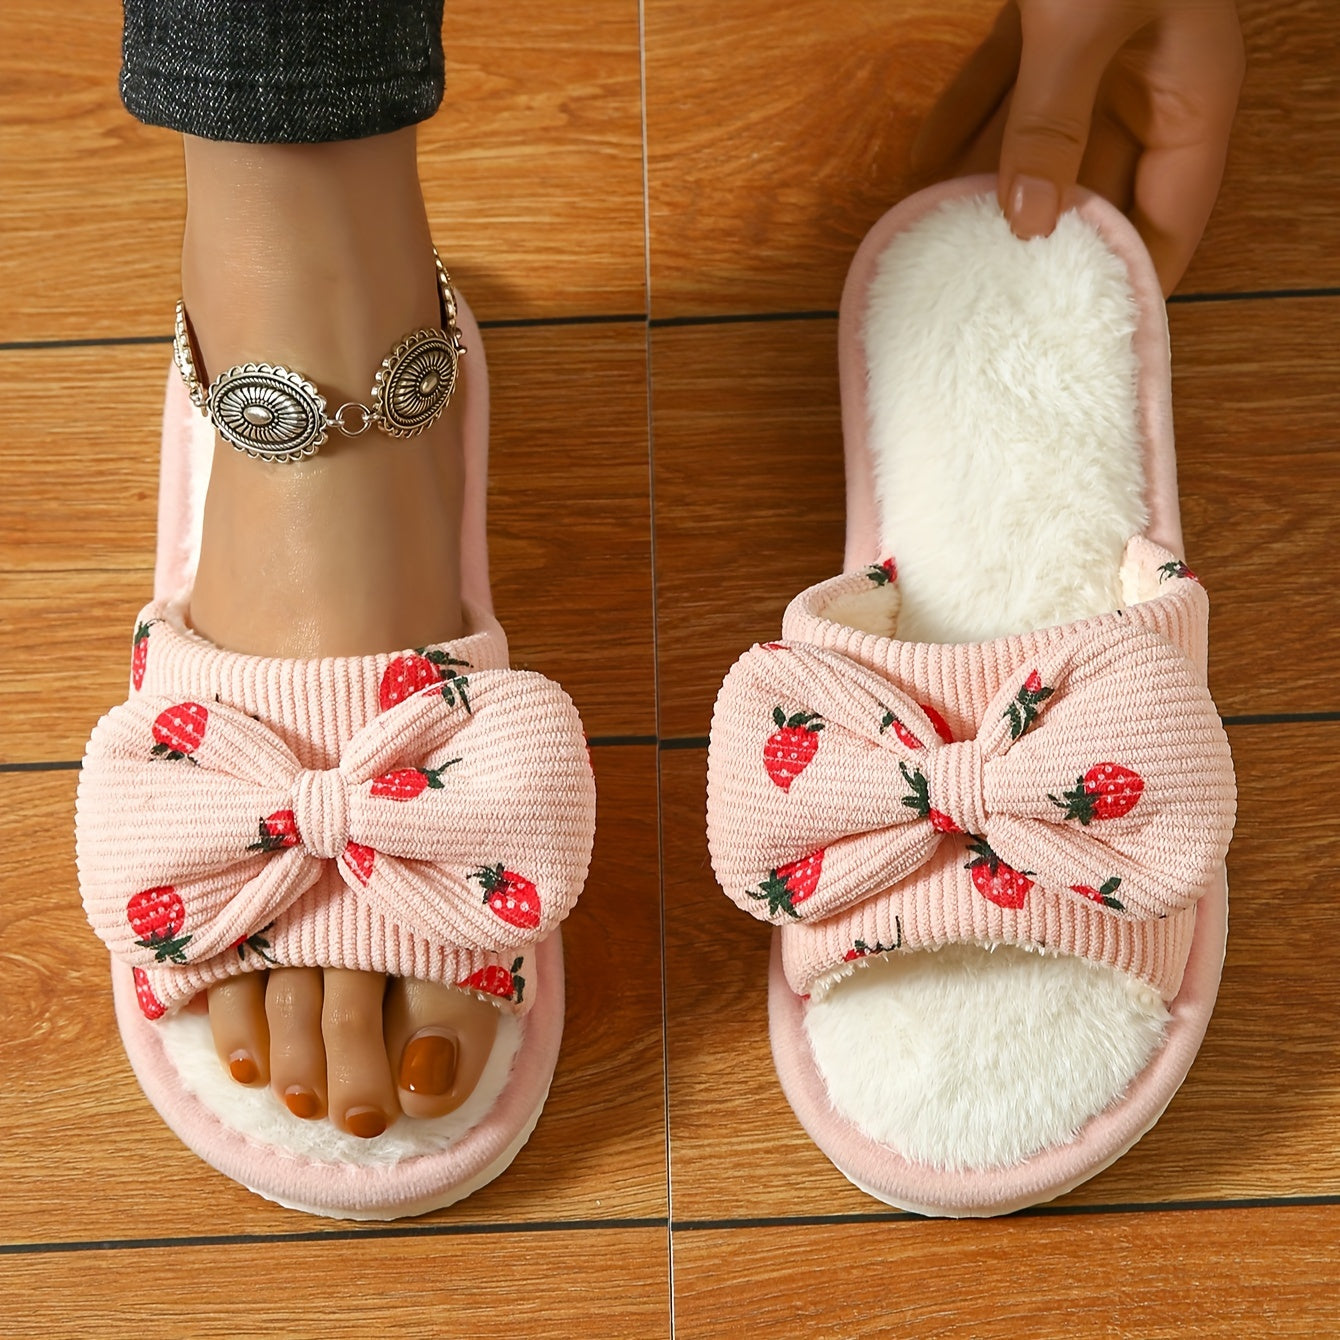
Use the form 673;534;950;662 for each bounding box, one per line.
345;1106;388;1139
284;1085;320;1119
399;1029;458;1096
228;1050;258;1084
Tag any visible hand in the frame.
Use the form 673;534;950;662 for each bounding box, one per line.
911;1;1245;296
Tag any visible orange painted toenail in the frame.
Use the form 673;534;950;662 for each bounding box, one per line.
284;1085;319;1119
345;1106;388;1139
399;1030;458;1095
228;1050;258;1084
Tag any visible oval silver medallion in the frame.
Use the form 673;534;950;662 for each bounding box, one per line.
374;329;458;438
207;364;327;462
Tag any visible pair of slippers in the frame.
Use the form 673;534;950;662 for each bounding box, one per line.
75;176;1235;1221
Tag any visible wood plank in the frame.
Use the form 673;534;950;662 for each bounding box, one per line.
1172;299;1340;715
0;1;645;343
0;322;654;760
486;324;655;736
645;0;1340;318
0;1227;670;1339
650;302;1340;739
650;321;845;739
672;1208;1340;1339
662;725;1340;1222
421;1;646;320
0;6;183;343
1181;0;1340;296
0;570;155;765
0;347;165;573
645;0;986;318
0;748;665;1243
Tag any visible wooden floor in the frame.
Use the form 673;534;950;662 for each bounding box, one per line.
2;2;1338;1335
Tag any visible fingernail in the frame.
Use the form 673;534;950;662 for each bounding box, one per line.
345;1106;388;1139
1008;174;1059;239
284;1085;320;1119
227;1050;258;1085
399;1029;458;1096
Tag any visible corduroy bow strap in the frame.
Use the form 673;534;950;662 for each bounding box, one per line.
706;624;1235;926
78;669;595;971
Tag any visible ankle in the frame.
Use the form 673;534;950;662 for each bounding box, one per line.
180;129;441;405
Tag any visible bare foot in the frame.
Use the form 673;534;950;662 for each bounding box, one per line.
181;128;503;1136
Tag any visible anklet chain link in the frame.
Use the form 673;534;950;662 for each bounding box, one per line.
172;251;466;463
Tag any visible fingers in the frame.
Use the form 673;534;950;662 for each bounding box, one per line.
1125;6;1244;295
1077;103;1141;215
998;1;1144;237
1130;140;1233;297
912;4;1021;173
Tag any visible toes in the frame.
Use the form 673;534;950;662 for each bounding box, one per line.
385;977;500;1120
265;967;328;1120
322;969;399;1138
208;972;270;1087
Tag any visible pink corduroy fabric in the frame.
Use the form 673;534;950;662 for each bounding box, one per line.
706;535;1235;1002
76;597;596;1018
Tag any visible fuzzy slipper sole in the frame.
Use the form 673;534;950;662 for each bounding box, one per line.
708;177;1233;1217
83;292;588;1221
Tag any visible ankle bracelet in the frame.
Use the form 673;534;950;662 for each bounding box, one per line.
172;251;467;463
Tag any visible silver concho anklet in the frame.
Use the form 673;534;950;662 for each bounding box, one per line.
172;250;467;463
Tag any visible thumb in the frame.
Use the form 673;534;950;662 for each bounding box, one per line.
998;3;1138;238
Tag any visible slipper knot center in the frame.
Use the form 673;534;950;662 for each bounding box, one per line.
293;768;351;859
923;740;987;837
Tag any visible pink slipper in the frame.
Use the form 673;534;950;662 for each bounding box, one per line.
706;177;1237;1217
75;293;597;1220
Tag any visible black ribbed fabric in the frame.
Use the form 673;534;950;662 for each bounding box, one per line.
121;0;445;143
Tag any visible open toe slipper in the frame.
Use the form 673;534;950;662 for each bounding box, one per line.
706;177;1236;1217
75;292;596;1221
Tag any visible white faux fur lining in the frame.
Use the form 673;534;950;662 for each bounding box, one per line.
804;196;1169;1172
865;198;1148;646
159;1005;522;1165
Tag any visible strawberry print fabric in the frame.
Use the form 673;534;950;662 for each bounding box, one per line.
76;600;596;1016
706;537;1235;1001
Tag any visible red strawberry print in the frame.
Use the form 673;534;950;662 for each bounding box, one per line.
126;885;192;963
343;841;376;885
764;707;824;791
474;864;541;931
1004;671;1054;740
879;706;923;750
133;966;166;1020
843;919;904;961
379;648;473;713
1051;763;1144;825
866;557;897;585
1070;876;1126;912
1158;559;1199;584
899;761;961;834
131;620;156;691
760;641;789;652
247;809;300;852
458;956;527;1005
370;759;460;801
748;849;824;920
151;701;208;762
966;838;1034;909
919;703;954;745
234;921;279;964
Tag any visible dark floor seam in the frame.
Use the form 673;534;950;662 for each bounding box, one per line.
0;1215;671;1257
672;1194;1340;1231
